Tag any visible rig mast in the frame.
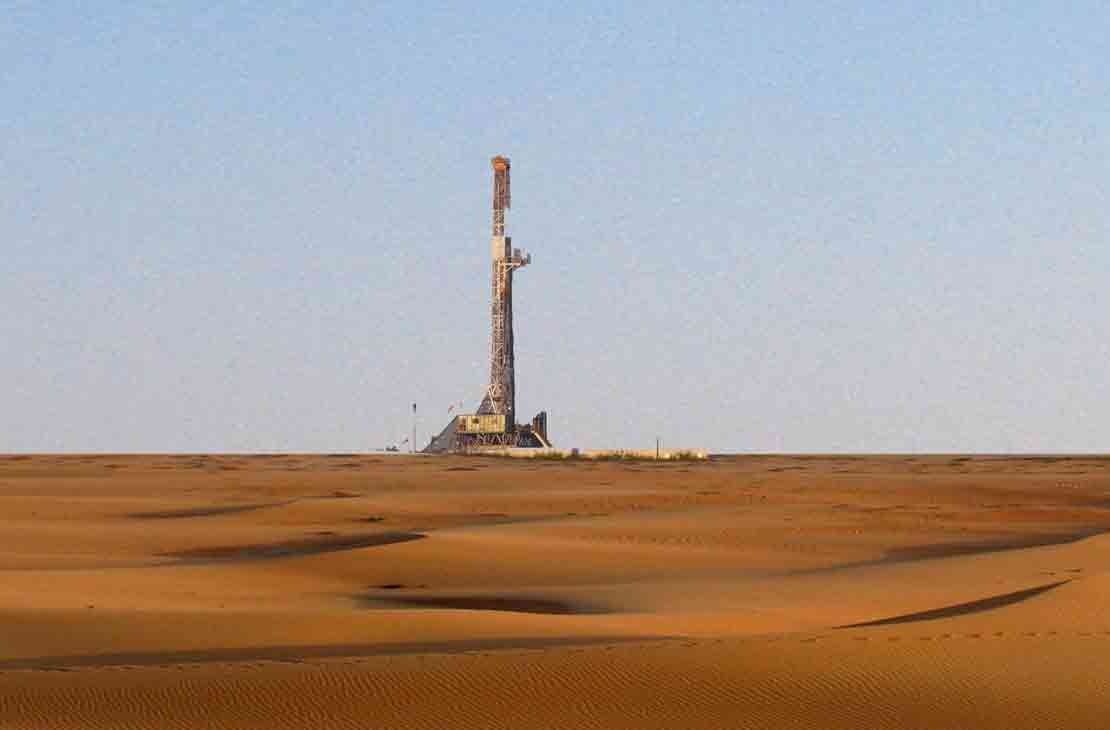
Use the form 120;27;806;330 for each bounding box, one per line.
479;156;526;425
424;157;551;452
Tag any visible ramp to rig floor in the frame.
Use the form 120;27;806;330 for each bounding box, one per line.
424;417;460;454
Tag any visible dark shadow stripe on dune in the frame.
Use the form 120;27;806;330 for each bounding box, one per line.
837;580;1070;628
881;531;1105;563
0;636;661;672
129;500;298;519
793;530;1106;577
360;594;608;615
163;532;425;562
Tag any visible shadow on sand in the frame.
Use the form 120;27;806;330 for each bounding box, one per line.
837;580;1069;628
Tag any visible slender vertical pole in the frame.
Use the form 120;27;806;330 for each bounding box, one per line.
412;402;417;454
656;436;660;461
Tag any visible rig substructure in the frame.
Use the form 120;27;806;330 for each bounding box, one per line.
425;156;551;453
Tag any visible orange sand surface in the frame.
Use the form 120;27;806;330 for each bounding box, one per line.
2;453;1110;728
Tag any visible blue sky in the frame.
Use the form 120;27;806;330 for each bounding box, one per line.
3;2;1108;452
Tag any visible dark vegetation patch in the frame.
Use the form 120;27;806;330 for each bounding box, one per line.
838;581;1069;628
444;466;480;472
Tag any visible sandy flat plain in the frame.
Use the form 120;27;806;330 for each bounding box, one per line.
2;453;1110;728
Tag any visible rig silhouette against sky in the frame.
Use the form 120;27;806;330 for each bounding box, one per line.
425;156;551;453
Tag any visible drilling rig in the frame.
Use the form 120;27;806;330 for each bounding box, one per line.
425;156;551;453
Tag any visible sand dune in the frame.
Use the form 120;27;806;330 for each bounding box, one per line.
2;454;1110;728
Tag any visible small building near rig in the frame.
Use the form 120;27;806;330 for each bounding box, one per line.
425;157;551;453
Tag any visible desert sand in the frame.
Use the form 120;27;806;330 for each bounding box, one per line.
2;453;1110;728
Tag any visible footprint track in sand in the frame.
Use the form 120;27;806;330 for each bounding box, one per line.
793;629;1110;645
0;637;659;672
7;630;1110;676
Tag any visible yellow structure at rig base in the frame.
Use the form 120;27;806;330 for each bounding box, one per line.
456;414;508;434
479;448;710;460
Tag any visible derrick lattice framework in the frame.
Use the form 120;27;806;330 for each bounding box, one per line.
424;156;551;452
478;155;522;426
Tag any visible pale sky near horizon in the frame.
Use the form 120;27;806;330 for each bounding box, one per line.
3;2;1108;453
